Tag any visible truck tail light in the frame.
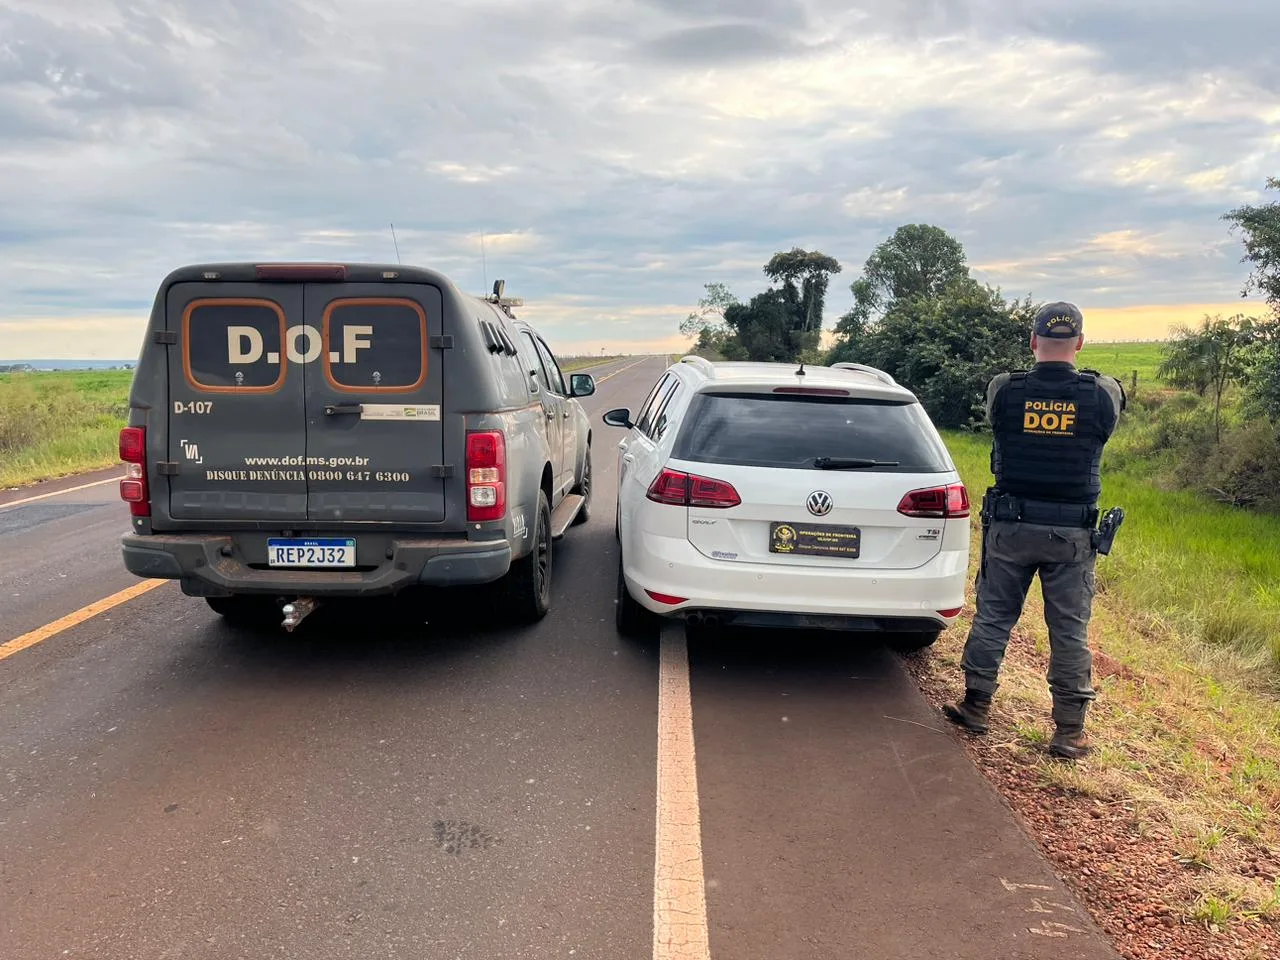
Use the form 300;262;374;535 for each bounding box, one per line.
646;468;740;508
466;430;507;522
118;427;151;517
897;482;970;519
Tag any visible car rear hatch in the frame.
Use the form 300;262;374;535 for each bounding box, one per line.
669;389;963;570
164;271;446;524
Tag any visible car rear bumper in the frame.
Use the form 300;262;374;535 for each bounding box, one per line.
623;535;968;629
121;532;512;597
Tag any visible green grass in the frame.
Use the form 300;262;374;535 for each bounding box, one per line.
943;430;1280;667
1077;340;1167;384
0;371;132;487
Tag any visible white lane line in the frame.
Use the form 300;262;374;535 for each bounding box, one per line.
654;621;712;960
596;355;658;385
0;475;120;511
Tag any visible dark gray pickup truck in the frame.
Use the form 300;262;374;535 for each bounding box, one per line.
118;262;596;629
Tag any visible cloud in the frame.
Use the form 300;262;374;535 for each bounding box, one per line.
0;0;1277;359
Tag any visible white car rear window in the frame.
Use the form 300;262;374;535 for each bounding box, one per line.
671;392;951;473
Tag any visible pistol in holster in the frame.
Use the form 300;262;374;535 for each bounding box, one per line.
1091;506;1126;556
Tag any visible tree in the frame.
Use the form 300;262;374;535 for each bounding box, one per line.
1223;177;1280;422
723;289;808;363
831;224;970;352
763;248;843;336
1159;314;1266;442
679;283;745;359
853;278;1035;429
1223;177;1280;309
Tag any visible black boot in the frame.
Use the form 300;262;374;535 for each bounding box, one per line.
1048;701;1091;760
943;688;993;735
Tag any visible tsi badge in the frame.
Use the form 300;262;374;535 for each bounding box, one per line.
227;324;374;366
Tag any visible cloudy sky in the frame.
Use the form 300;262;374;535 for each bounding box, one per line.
1;0;1277;359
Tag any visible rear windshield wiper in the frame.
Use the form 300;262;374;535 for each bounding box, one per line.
812;457;901;469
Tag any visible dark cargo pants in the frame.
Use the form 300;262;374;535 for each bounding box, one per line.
961;520;1097;706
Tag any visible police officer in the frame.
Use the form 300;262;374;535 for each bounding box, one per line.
943;302;1126;760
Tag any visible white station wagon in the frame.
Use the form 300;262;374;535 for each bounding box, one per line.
603;357;971;650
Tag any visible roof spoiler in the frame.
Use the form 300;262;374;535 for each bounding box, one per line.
831;362;897;386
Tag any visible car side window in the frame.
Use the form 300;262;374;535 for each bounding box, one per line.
534;338;567;395
651;381;682;441
632;373;671;432
520;331;551;393
638;376;678;438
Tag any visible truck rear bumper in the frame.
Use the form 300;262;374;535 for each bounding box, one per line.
121;532;512;597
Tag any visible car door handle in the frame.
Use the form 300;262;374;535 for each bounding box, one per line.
324;403;363;416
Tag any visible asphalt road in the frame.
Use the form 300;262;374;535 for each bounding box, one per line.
0;355;1119;960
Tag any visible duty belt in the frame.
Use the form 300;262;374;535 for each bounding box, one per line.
982;490;1098;529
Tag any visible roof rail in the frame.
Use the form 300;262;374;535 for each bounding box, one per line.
831;362;897;386
678;355;716;377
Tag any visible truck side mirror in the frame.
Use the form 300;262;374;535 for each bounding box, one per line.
569;374;596;398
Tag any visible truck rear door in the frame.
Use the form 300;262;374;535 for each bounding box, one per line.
165;282;309;522
303;284;446;523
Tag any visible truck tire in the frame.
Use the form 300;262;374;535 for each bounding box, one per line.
572;449;592;526
615;552;657;639
206;595;279;628
502;490;552;622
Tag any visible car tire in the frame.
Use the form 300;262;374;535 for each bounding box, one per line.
572;449;592;526
502;490;553;623
885;629;942;654
206;595;280;628
615;552;657;639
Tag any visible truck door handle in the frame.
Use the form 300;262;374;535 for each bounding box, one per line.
623;454;635;463
562;410;570;419
324;403;363;416
545;410;555;421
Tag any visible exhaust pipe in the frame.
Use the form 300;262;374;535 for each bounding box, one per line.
281;597;319;632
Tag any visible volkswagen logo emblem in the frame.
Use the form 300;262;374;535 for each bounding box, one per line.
806;490;834;517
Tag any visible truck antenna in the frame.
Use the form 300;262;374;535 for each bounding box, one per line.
390;222;402;264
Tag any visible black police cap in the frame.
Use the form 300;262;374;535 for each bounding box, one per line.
1034;301;1084;339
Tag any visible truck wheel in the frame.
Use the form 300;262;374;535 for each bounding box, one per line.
572;449;592;525
885;629;941;654
206;595;279;628
503;490;552;622
615;552;657;639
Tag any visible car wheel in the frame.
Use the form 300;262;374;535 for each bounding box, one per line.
572;449;592;526
615;552;656;639
885;629;942;654
502;490;552;623
206;595;280;628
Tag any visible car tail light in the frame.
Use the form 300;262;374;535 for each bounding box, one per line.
118;427;150;517
772;386;849;396
897;482;970;519
937;607;963;618
645;468;740;508
466;430;507;522
645;590;688;605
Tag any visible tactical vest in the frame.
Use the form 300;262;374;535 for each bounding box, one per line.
990;369;1106;505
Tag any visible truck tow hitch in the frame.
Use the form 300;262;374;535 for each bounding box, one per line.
281;597;319;632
